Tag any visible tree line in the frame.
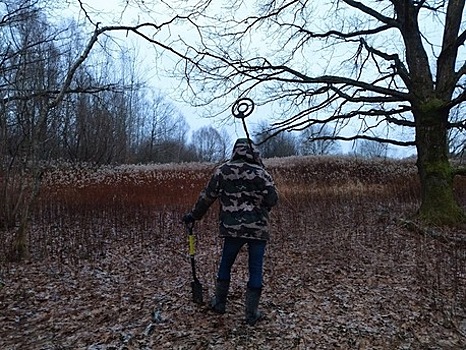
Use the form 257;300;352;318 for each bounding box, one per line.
0;3;205;166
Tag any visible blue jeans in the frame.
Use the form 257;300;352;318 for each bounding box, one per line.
217;237;267;289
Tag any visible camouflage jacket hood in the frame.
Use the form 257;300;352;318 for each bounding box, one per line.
231;138;263;166
190;139;278;240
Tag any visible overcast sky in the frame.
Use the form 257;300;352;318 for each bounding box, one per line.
64;0;255;142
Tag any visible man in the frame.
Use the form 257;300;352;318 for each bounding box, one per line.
183;138;278;326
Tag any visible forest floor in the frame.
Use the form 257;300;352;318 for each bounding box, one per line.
1;215;465;349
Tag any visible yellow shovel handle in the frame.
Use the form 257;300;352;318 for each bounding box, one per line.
188;234;195;256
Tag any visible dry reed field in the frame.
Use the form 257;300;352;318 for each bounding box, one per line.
0;156;465;349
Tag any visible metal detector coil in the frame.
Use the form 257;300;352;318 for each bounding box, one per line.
232;98;255;149
232;97;255;120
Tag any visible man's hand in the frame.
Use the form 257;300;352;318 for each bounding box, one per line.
182;212;195;225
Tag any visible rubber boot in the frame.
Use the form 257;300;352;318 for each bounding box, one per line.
245;286;263;326
210;279;230;314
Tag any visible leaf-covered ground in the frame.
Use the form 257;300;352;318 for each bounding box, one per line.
1;214;465;349
1;158;465;349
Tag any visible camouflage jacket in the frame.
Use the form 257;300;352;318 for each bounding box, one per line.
191;138;278;241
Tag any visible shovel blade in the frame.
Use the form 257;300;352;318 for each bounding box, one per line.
191;280;203;304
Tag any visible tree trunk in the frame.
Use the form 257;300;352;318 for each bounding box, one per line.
7;169;42;262
415;103;465;225
10;217;30;262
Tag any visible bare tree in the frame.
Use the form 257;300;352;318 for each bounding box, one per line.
299;124;342;156
0;3;62;259
255;121;298;158
192;126;228;162
134;92;190;163
354;139;389;159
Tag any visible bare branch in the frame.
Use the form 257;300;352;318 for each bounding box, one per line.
448;119;466;129
235;61;411;101
1;84;125;105
359;38;411;88
456;29;466;49
273;105;415;132
315;134;415;147
49;23;103;109
435;0;465;98
291;23;395;40
447;90;466;109
77;0;98;27
342;0;398;26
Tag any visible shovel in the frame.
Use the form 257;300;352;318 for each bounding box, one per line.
186;222;203;304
